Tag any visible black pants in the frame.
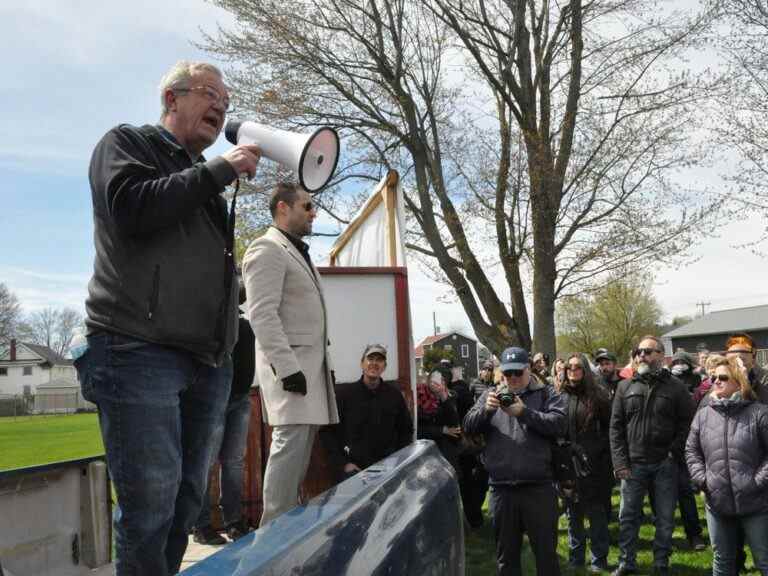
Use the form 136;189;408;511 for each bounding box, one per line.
489;483;561;576
459;455;488;526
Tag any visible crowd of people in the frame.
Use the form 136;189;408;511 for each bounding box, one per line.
429;334;768;576
72;58;768;576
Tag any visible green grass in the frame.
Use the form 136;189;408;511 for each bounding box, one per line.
466;489;761;575
0;413;104;471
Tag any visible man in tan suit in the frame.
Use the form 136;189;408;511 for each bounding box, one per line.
242;182;339;526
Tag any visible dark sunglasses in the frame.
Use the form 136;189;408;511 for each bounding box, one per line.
503;369;524;377
714;374;731;383
636;347;661;356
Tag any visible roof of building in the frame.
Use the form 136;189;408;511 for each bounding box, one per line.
414;331;476;357
664;304;768;339
24;343;71;366
0;341;71;366
36;377;79;390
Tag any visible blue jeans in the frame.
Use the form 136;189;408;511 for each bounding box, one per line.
706;507;768;575
565;497;610;568
196;392;251;528
76;332;231;576
617;457;678;569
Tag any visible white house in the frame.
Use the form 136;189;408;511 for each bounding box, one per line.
0;339;76;397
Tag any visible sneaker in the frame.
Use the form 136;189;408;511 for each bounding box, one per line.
225;519;252;541
192;525;226;546
689;534;708;551
611;566;637;576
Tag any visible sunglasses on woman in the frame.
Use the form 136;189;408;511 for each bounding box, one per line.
713;374;731;383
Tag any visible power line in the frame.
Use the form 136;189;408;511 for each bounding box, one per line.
695;301;711;316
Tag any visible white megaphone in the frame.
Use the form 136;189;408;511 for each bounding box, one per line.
225;120;340;192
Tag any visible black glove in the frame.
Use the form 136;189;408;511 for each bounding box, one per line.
282;371;307;395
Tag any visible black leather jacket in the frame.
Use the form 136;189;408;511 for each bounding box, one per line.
610;370;694;470
85;124;238;365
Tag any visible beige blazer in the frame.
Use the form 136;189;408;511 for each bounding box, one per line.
242;226;339;426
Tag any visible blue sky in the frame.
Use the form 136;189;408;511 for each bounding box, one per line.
1;1;766;344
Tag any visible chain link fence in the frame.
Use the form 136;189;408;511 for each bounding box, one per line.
0;392;96;418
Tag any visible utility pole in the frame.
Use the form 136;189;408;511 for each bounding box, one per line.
696;302;711;317
433;311;438;336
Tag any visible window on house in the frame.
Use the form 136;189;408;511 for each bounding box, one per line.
461;344;469;358
23;385;31;397
23;366;33;376
0;367;7;376
443;344;452;351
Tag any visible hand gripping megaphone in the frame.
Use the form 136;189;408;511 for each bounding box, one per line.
225;120;340;192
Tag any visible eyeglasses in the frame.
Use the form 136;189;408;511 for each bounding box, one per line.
174;85;233;112
636;347;661;356
502;369;524;377
566;365;583;371
713;374;731;383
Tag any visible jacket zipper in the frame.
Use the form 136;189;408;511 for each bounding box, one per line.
148;265;160;320
722;408;737;512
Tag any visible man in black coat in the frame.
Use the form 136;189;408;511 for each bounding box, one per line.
609;336;694;576
320;344;413;482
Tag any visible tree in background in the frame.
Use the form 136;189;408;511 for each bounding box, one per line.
205;0;718;357
556;277;662;362
17;307;84;358
422;346;455;375
0;283;22;343
710;0;768;250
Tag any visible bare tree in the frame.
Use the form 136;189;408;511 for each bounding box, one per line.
205;0;718;356
0;283;22;342
18;307;84;358
709;0;768;249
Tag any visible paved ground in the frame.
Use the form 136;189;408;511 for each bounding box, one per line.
180;535;230;571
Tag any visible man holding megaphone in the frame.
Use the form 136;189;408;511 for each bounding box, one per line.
77;61;263;576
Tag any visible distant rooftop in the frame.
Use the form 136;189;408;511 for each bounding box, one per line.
664;304;768;339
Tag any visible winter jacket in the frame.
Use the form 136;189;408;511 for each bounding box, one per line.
85;124;239;366
417;388;460;471
685;396;768;517
469;376;495;404
562;379;613;501
750;365;768;404
610;370;694;470
463;378;567;485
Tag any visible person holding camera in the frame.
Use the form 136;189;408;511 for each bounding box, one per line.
560;354;613;573
463;347;567;576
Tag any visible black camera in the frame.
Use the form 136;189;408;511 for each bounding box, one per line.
496;383;516;407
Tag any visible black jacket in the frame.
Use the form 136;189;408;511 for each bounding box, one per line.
85;124;238;365
562;383;613;501
464;379;567;485
686;397;768;517
321;378;413;480
610;370;694;470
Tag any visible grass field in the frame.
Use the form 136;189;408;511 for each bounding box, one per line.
0;413;103;471
467;490;761;575
1;415;761;574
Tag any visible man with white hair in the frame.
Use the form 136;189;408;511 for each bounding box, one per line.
75;61;261;575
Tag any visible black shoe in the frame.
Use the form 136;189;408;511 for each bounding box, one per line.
611;566;637;576
192;525;226;546
651;567;670;576
689;534;708;551
225;519;252;541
